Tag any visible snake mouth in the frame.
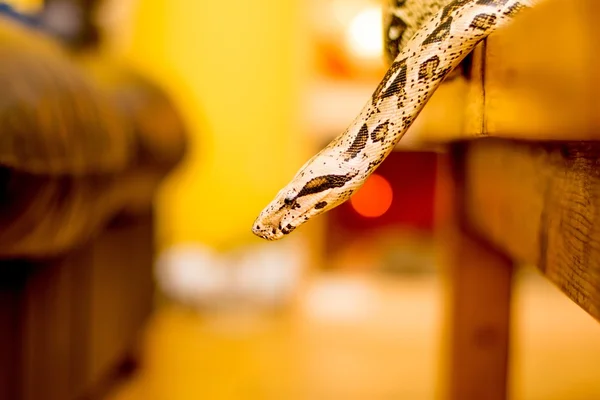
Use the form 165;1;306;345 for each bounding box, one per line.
252;219;285;241
252;191;333;241
253;231;283;241
252;219;298;241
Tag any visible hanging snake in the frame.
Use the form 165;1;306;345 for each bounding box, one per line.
252;0;537;241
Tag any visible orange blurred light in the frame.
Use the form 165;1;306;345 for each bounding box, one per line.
350;173;393;218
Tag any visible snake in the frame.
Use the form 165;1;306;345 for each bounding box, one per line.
385;0;450;64
252;0;537;241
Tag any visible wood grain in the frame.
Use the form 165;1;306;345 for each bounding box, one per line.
462;139;600;321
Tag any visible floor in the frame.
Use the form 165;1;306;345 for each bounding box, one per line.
107;269;600;400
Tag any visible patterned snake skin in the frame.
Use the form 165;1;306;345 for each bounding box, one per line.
253;0;537;241
384;0;449;64
384;0;467;81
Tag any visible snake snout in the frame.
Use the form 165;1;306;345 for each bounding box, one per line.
252;224;284;241
252;213;285;241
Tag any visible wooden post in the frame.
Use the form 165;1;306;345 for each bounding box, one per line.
436;147;513;400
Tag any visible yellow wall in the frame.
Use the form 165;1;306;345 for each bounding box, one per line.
4;0;312;249
122;0;311;249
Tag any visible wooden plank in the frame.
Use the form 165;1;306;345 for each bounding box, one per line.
481;0;600;140
395;0;600;146
87;213;155;392
463;139;600;321
22;257;77;400
0;262;29;400
436;152;513;400
444;231;513;400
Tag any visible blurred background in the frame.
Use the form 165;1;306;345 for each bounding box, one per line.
1;0;600;399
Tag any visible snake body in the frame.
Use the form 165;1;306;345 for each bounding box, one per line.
385;0;449;64
253;0;535;241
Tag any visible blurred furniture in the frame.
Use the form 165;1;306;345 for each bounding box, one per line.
382;0;600;399
0;15;187;400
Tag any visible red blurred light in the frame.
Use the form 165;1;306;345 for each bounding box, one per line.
350;173;393;218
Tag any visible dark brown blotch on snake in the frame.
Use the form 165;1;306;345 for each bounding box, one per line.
381;60;408;100
470;13;497;30
504;2;529;16
476;0;509;5
441;0;471;20
296;173;356;198
314;201;328;209
345;123;369;159
371;121;390;143
372;58;408;105
418;56;441;80
422;17;453;45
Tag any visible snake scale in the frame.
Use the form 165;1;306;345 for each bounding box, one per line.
253;0;536;241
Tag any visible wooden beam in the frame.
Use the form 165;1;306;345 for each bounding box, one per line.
480;0;600;140
462;139;600;321
437;152;513;400
400;0;600;146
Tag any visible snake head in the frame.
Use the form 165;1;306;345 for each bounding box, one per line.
252;170;358;241
251;198;303;242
